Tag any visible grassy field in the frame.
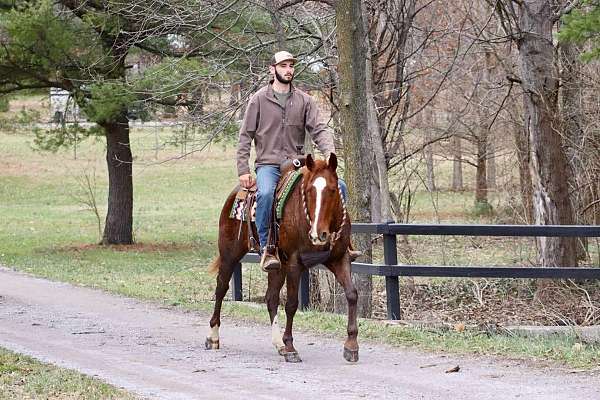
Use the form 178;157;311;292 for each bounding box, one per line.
0;347;137;400
1;125;599;376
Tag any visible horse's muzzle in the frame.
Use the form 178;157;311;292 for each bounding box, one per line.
310;231;330;246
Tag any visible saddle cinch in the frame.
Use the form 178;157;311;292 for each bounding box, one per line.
229;157;306;252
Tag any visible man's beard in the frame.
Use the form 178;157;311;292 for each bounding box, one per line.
275;69;293;84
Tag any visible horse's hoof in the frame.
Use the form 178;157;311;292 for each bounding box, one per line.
205;337;220;350
283;351;302;363
343;347;359;363
277;346;286;356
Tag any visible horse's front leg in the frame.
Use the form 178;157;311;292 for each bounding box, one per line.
206;255;236;350
281;265;302;362
327;253;359;363
265;268;286;356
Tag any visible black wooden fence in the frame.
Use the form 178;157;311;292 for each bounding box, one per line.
233;224;600;320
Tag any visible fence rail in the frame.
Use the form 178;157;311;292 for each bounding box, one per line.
233;223;600;320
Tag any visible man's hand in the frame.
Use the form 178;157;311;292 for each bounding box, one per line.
239;173;255;189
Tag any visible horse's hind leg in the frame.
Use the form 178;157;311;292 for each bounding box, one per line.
281;264;302;363
206;255;237;350
265;268;286;356
327;254;359;363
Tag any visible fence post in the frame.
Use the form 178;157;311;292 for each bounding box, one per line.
299;269;310;310
231;262;243;301
384;231;401;320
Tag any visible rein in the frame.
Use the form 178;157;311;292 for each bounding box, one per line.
300;175;347;249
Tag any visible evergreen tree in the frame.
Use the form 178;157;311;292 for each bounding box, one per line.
559;2;600;61
0;0;270;244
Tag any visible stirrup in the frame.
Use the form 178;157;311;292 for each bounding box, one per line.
260;252;281;272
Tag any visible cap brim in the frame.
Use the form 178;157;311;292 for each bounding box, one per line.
274;58;297;65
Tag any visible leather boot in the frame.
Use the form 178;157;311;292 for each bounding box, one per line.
260;247;281;272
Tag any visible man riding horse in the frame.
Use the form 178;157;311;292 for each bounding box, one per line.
208;55;362;361
237;50;360;271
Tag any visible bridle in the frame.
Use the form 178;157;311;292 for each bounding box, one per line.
300;173;348;249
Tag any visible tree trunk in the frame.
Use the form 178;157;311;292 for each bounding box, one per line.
484;50;496;191
363;1;391;223
229;81;244;120
474;49;490;206
424;109;436;192
475;132;488;204
516;0;577;267
452;135;463;191
101;113;133;245
336;0;372;318
559;40;588;260
424;136;436;192
511;103;533;223
369;83;382;223
487;136;496;190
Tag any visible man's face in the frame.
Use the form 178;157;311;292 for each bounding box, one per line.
271;61;295;84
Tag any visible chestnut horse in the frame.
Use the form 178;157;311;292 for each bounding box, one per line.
205;153;359;363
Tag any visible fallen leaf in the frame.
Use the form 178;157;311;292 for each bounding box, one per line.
445;365;460;373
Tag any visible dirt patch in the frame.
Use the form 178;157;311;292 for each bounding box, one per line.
55;242;198;253
0;159;28;177
0;154;64;178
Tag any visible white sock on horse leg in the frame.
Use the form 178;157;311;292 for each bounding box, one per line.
271;313;285;351
207;324;220;342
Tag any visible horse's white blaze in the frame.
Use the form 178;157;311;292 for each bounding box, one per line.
271;313;285;350
207;325;219;341
310;177;327;241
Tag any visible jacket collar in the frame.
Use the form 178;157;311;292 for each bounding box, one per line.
266;81;295;107
267;80;295;95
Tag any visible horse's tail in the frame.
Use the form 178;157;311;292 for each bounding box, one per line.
207;256;221;275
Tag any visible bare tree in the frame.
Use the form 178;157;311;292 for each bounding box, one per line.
493;0;578;268
452;134;464;191
559;35;589;259
335;0;373;317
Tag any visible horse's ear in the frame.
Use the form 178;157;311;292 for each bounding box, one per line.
306;153;315;171
327;153;337;172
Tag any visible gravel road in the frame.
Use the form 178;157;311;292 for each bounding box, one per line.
0;267;598;400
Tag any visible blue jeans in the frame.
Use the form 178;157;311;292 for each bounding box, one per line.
255;164;348;249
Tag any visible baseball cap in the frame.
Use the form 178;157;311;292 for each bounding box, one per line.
271;51;297;65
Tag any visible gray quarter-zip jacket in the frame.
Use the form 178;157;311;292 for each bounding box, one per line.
236;83;335;176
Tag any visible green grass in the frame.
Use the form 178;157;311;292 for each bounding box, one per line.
0;347;137;400
1;128;599;372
